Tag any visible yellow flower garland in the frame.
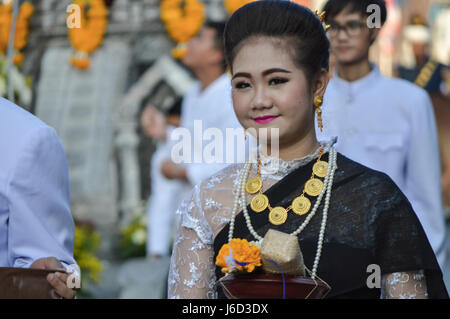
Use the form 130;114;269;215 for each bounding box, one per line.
0;1;34;65
224;0;257;15
74;224;103;284
68;0;108;70
160;0;205;59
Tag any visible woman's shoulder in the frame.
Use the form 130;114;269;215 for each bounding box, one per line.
335;152;405;199
334;152;416;226
185;163;245;237
173;164;242;245
198;163;244;191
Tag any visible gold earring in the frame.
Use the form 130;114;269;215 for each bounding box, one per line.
314;96;324;132
314;96;323;107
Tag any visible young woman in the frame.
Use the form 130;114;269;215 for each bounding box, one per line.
167;1;448;299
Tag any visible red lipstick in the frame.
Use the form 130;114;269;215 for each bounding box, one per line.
253;115;280;124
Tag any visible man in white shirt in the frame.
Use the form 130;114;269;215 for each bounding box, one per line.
319;0;446;269
141;102;189;258
0;98;77;298
142;21;242;258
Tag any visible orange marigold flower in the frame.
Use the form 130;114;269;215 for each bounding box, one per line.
70;57;91;70
216;238;261;274
160;0;204;44
171;43;188;60
13;53;24;65
68;0;107;70
20;2;34;19
0;1;34;57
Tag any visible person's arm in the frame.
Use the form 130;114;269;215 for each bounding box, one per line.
141;105;170;141
168;185;216;299
403;90;446;268
8;125;77;297
161;160;188;181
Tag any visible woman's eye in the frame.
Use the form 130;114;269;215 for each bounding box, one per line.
234;82;250;89
269;78;288;86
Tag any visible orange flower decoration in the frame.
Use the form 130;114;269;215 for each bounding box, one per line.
12;52;24;65
171;43;188;60
70;55;91;70
160;0;205;60
68;0;108;70
0;1;34;65
216;238;262;274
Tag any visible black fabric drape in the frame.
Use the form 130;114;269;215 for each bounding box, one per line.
213;153;448;299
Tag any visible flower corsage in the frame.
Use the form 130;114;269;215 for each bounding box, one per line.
215;238;262;274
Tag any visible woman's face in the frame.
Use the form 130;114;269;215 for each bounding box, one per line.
231;37;326;146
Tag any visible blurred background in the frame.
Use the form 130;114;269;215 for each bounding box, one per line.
1;0;449;298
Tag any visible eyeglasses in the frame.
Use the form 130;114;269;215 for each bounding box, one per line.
327;21;367;37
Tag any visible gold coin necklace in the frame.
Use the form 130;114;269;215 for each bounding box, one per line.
245;148;328;225
230;146;338;279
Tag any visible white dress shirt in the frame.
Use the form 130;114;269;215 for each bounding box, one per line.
147;140;190;256
317;65;446;270
0;98;76;268
177;72;243;186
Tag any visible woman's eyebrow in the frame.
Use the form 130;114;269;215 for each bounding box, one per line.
232;68;291;80
262;68;291;76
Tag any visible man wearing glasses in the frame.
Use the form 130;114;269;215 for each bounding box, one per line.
317;0;446;271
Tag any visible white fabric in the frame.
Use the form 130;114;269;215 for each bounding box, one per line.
0;98;76;268
147;73;242;256
316;65;446;270
176;73;243;186
404;25;431;44
147;140;190;256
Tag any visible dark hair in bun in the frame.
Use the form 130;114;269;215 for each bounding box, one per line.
224;0;330;80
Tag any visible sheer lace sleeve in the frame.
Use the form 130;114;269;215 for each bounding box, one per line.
381;270;428;299
167;163;271;299
167;184;217;299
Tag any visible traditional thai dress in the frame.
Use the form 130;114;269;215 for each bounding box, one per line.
168;140;448;299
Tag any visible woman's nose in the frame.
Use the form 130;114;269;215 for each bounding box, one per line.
252;86;273;110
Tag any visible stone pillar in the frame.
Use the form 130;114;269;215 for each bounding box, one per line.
115;55;195;225
35;39;132;226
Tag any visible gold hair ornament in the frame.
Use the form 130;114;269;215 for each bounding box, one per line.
314;10;331;31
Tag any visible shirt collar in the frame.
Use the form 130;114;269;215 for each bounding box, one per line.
332;63;381;92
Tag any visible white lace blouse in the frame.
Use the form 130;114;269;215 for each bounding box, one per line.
167;140;428;299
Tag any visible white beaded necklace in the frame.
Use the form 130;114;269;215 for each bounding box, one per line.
227;147;338;279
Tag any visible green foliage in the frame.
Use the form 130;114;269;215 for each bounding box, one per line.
0;53;32;105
